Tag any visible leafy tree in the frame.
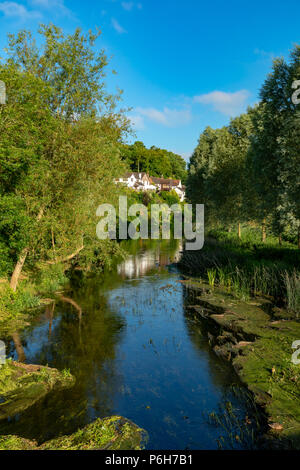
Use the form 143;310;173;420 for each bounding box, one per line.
186;119;253;236
0;24;128;290
248;47;300;244
277;111;300;247
186;126;219;221
5;24;116;119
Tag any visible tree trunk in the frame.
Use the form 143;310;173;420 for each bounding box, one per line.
238;223;241;239
298;226;300;250
10;208;44;292
262;219;266;243
10;248;29;292
279;233;282;246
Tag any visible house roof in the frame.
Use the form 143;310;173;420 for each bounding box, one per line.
118;173;182;189
124;172;148;179
150;177;180;187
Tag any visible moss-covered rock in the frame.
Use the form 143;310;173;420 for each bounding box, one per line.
40;416;148;450
0;434;37;450
0;416;148;450
184;280;300;448
0;360;75;421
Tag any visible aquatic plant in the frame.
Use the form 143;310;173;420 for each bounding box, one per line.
207;269;216;287
207;385;265;450
180;233;300;312
284;271;300;315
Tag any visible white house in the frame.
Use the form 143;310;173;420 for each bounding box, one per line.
115;172;156;191
115;172;185;201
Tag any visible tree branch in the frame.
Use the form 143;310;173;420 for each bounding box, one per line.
46;242;84;265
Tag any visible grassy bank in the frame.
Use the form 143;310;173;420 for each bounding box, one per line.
180;228;300;314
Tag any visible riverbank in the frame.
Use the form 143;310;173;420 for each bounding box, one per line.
182;278;300;448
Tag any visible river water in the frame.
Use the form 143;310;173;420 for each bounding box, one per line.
2;240;263;449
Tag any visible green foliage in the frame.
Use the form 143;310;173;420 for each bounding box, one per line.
5;24;114;119
160;190;181;206
35;264;68;294
0;283;40;317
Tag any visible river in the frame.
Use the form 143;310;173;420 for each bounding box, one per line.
1;240;263;449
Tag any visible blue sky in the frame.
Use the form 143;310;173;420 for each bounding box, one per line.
0;0;299;161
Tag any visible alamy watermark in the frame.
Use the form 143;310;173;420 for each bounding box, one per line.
291;340;300;365
0;81;6;105
96;196;204;250
292;80;300;105
0;340;6;366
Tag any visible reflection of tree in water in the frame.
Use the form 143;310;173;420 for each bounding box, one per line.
1;286;126;444
117;239;182;279
11;332;26;362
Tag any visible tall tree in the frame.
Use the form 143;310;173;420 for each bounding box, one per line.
0;24;128;289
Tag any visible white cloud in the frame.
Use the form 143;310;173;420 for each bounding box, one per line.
129;114;145;130
111;17;127;34
0;1;40;19
254;48;275;61
30;0;52;6
135;106;191;128
29;0;72;17
121;1;142;11
121;1;134;11
194;90;250;116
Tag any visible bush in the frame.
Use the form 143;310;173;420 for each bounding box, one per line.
35;264;69;294
0;283;40;317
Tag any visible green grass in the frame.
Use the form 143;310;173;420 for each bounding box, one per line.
207;268;216;287
180;228;300;313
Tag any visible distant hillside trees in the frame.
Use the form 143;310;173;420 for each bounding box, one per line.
120;141;187;182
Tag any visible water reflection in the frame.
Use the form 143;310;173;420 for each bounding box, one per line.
117;239;182;279
11;332;26;363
